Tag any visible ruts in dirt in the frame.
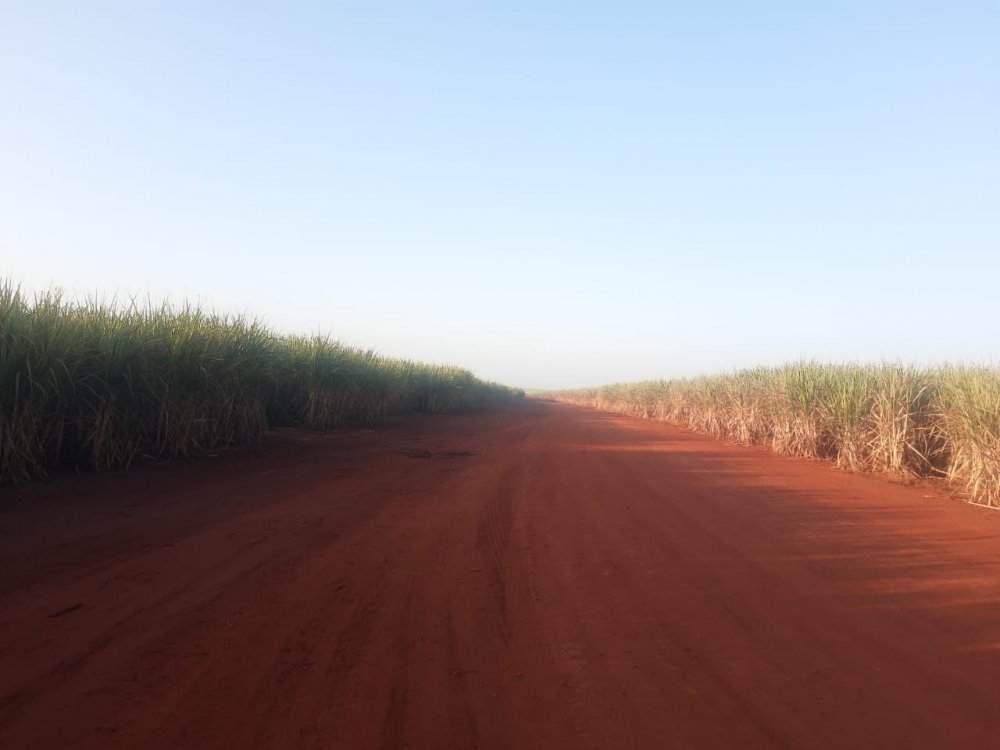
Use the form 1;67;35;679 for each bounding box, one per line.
3;400;1000;749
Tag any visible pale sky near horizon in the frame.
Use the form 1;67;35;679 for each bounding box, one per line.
2;2;998;389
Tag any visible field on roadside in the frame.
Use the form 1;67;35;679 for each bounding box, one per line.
547;363;1000;507
0;282;521;484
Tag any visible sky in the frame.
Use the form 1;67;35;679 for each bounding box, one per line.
2;2;998;389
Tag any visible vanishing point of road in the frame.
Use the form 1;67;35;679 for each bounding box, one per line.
3;400;1000;749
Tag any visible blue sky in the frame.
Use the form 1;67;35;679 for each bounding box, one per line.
2;2;998;388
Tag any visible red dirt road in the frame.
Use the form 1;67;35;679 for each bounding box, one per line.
3;400;1000;749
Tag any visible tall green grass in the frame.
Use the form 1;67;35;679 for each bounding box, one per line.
0;283;521;484
547;362;1000;508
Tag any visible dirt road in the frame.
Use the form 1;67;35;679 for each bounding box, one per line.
3;400;1000;749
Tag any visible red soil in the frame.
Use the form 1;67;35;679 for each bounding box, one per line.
3;400;1000;749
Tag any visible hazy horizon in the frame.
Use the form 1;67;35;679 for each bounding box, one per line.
4;3;998;389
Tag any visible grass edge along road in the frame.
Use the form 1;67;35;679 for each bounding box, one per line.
0;281;521;485
545;363;1000;508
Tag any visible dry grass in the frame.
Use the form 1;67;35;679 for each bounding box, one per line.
546;362;1000;507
